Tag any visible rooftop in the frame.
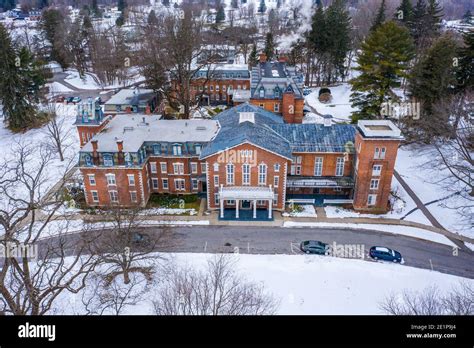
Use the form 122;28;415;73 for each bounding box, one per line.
105;88;156;106
357;120;403;139
81;114;220;153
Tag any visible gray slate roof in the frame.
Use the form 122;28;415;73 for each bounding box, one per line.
200;103;292;160
270;124;356;153
250;62;304;99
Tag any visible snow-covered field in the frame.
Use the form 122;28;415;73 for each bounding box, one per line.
0;103;79;202
55;252;473;315
395;145;473;239
304;83;356;123
324;177;432;226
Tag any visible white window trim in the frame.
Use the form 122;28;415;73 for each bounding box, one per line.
162;178;169;190
368;194;377;206
191;162;198;174
335;158;344;177
152;178;159;189
127;174;135;186
88;174;96;186
150;162;157;174
91;190;99;202
314;157;323;177
130;191;137;203
106;173;116;186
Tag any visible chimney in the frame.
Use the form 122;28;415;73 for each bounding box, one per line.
116;140;124;165
116;140;123;152
125;106;132;114
91;140;98;152
91;140;99;165
145;105;151;115
323;114;333;127
259;53;267;63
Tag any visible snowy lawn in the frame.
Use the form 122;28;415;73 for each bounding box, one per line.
304;83;356;123
56;252;473;315
284;222;457;247
285;205;317;218
395;145;474;239
0;103;79;202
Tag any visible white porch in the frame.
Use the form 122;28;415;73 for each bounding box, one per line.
218;185;274;220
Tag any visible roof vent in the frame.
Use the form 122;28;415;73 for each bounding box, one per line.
323;114;333;127
239;112;255;124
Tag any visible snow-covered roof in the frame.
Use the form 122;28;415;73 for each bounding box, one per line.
357;120;403;139
81;114;220;153
105;88;155;106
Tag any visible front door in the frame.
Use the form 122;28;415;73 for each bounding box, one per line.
240;200;251;210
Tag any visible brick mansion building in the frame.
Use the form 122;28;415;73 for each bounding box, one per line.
77;101;403;218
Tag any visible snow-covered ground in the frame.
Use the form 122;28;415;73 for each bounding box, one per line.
0;103;79;203
55;252;473;315
324;176;432;226
284;222;457;247
395;145;473;239
304;83;356;123
285;204;317;218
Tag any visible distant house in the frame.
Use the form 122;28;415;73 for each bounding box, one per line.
104;88;160;114
250;54;305;123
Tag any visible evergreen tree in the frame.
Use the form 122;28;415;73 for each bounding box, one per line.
258;0;266;13
462;10;472;24
216;5;225;23
249;43;258;66
147;10;158;26
0;24;44;131
264;32;275;60
0;0;16;11
425;0;443;34
409;35;458;120
370;0;386;32
40;9;70;69
116;15;124;26
162;0;170;6
118;0;126;13
395;0;414;27
411;0;428;48
456;29;474;92
37;0;48;10
91;0;101;18
350;21;414;121
326;0;351;81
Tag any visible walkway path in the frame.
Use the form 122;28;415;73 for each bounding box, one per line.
393;170;467;250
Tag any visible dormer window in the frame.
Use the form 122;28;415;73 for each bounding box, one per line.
239;112;255;124
153;144;160;155
195;144;202;155
173;144;182;156
84;155;92;166
103;154;114;166
274;87;281;98
259;87;265;98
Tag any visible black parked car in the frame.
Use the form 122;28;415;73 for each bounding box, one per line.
300;240;328;255
369;246;403;263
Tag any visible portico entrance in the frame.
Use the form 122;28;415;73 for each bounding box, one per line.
218;185;274;220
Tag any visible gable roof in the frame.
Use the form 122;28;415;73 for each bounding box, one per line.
200;103;292;160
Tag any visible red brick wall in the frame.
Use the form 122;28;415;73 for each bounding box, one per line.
250;95;304;123
353;132;401;212
82;165;149;207
290;152;354;177
204;143;290;211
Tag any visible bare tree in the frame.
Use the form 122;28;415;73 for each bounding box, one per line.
0;142;99;315
81;271;151;315
153;254;279;315
43;102;73;162
88;207;173;285
380;282;474;315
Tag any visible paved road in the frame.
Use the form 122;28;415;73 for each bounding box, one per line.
31;225;474;279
